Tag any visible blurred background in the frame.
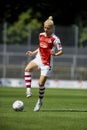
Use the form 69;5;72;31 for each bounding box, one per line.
0;0;87;82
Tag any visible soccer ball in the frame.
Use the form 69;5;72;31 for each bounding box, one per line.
12;100;24;111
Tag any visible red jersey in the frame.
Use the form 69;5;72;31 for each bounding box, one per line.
38;32;62;66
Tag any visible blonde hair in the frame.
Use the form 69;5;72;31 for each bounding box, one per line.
44;16;54;26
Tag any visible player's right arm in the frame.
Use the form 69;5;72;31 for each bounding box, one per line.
26;48;39;56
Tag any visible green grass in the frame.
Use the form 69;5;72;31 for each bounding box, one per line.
0;87;87;130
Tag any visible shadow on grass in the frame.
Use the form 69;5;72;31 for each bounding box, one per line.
41;109;87;112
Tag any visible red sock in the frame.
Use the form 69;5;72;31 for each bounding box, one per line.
24;72;31;92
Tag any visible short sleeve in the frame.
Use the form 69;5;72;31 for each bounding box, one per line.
53;37;63;50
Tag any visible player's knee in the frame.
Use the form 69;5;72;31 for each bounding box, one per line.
39;82;44;86
25;67;30;72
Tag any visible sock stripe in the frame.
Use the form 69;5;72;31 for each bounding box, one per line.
39;86;45;99
39;90;45;93
24;72;31;89
40;86;45;89
25;72;31;75
39;94;44;97
26;82;31;85
25;80;31;82
26;85;31;88
25;75;31;78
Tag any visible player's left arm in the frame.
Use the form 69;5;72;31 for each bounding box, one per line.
51;49;63;56
51;37;63;56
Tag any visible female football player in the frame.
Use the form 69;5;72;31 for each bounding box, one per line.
24;16;63;111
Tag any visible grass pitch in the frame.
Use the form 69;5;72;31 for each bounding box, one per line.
0;87;87;130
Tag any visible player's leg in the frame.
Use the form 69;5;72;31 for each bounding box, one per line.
34;75;47;111
34;65;52;111
24;61;38;97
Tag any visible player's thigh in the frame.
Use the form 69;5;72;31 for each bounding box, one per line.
25;61;38;72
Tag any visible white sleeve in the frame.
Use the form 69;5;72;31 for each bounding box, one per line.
53;38;63;50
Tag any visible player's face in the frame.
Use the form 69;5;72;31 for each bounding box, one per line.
44;23;53;36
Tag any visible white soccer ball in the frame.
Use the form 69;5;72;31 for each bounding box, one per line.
12;100;24;111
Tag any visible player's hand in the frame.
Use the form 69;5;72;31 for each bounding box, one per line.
26;51;33;56
50;51;56;56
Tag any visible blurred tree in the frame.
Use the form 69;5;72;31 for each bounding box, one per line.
79;27;87;47
7;8;41;44
0;0;87;26
1;0;87;47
